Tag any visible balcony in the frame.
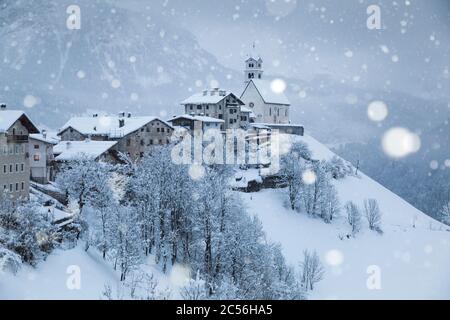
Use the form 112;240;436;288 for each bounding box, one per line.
6;135;29;143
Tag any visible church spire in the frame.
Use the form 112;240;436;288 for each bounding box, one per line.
245;43;263;83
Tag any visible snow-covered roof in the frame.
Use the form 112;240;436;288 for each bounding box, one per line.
59;115;172;138
54;140;117;161
259;123;304;128
243;80;290;106
30;133;59;145
240;106;256;118
168;114;224;123
0;110;39;133
181;89;244;105
250;123;271;130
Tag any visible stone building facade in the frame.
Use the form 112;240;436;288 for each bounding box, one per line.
0;107;39;201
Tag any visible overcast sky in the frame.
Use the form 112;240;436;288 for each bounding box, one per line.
121;0;450;99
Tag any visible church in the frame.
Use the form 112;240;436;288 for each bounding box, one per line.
173;51;302;135
240;55;291;125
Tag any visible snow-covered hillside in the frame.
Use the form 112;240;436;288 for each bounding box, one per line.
0;245;185;300
242;134;450;300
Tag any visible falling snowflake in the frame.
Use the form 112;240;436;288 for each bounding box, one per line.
270;79;286;94
302;169;316;185
367;101;388;122
23;95;38;108
382;127;421;158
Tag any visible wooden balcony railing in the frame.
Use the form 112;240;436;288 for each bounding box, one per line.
6;135;29;143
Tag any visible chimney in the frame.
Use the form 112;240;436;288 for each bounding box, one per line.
0;103;6;110
127;112;132;118
118;111;125;118
119;119;125;128
219;90;226;96
42;130;47;139
203;90;208;96
93;113;98;118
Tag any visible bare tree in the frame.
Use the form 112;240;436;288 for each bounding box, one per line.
363;199;382;233
345;201;362;236
300;250;324;291
180;272;208;300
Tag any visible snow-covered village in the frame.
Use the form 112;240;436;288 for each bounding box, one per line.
1;0;450;304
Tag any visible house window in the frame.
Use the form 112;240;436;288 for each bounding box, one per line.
21;182;24;190
21;163;24;172
218;114;223;119
197;105;202;110
15;164;18;172
140;140;145;146
190;106;193;110
157;128;160;132
206;105;209;110
269;108;272;116
34;145;39;149
9;164;13;173
34;155;40;161
159;140;162;144
150;139;153;145
3;165;6;173
15;183;18;191
161;128;165;133
126;139;131;147
9;184;12;192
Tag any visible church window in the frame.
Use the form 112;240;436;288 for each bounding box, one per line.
249;102;254;108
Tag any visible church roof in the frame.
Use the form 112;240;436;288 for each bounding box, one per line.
242;80;290;106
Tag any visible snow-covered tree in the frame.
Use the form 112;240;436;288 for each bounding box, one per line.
345;201;362;235
109;205;142;281
363;199;382;232
0;196;55;265
280;141;311;210
439;201;450;225
299;250;324;291
180;271;208;300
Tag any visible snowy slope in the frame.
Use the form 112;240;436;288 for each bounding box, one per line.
0;245;183;300
241;134;450;300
